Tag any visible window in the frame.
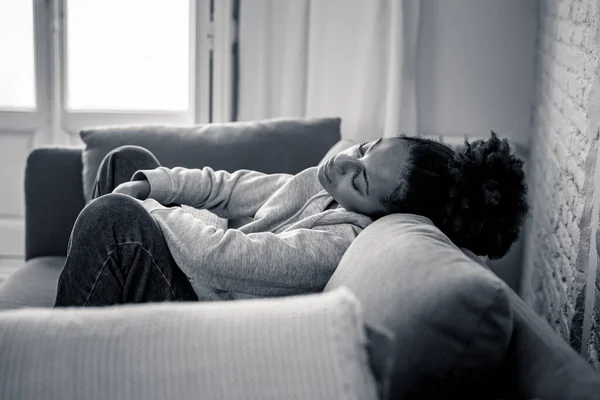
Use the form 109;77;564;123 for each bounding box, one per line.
0;0;228;137
59;0;210;131
0;0;36;110
65;0;191;112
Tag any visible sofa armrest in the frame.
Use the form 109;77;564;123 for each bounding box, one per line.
0;288;382;400
495;287;600;400
25;146;86;260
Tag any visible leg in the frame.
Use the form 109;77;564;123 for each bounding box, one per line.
91;145;161;200
54;194;198;307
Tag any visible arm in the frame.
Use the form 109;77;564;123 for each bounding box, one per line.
144;200;357;296
132;166;293;220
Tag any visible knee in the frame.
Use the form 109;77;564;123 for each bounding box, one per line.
106;145;159;164
76;193;151;232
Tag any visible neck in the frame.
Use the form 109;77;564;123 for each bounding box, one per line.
325;199;339;210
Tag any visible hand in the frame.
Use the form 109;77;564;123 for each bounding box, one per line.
112;180;151;200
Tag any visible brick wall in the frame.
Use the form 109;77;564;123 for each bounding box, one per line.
521;0;600;368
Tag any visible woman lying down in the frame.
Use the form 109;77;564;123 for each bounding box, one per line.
54;132;528;307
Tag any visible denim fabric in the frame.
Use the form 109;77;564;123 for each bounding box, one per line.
91;145;160;199
54;146;198;307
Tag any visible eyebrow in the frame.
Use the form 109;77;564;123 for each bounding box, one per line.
363;138;382;196
369;138;383;153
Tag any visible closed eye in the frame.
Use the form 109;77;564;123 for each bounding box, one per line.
351;142;367;192
357;141;368;157
352;140;371;193
351;171;361;191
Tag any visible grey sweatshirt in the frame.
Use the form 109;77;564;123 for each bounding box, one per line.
131;166;374;301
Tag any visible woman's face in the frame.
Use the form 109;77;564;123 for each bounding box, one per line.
317;138;411;216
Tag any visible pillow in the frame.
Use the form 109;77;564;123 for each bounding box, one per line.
80;117;341;202
324;213;514;398
0;287;388;400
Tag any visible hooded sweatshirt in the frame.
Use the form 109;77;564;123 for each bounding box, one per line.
131;166;374;301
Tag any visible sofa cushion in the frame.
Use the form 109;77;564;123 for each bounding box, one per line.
80;117;341;202
324;213;513;398
0;256;64;310
0;287;384;400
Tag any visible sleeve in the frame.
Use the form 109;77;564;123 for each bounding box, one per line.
131;166;293;220
144;201;357;297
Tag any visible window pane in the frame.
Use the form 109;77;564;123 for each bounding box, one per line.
0;0;36;110
66;0;190;112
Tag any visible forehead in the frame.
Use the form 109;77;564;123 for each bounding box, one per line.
367;138;410;193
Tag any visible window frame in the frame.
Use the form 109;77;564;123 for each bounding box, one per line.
54;0;213;135
0;0;51;134
0;0;227;142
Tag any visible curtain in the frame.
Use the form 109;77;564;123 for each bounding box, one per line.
237;0;421;141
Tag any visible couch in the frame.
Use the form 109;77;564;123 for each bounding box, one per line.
0;117;599;399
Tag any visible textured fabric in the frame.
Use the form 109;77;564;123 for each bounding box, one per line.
90;145;160;199
237;0;421;141
132;165;373;299
80;117;341;202
25;147;86;260
0;257;64;310
324;213;513;398
95;145;227;229
54;194;198;307
0;287;381;400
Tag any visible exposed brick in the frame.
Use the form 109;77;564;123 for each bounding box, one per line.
567;75;590;107
557;1;573;20
561;96;588;133
572;0;598;24
526;0;600;369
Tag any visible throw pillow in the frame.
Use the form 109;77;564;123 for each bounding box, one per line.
80;117;341;202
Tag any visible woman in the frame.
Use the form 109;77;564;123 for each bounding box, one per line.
54;131;528;307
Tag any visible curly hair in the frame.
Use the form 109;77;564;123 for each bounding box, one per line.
380;131;529;260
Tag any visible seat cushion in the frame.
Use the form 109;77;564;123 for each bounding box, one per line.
80;117;341;202
0;287;383;400
324;213;514;398
0;256;64;310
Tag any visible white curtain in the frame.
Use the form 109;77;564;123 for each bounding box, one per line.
237;0;421;141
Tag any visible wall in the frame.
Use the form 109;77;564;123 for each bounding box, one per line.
417;0;537;149
521;0;600;369
417;0;537;290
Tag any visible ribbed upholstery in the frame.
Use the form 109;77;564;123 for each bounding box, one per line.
0;287;381;400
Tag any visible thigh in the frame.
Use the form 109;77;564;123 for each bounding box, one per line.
57;194;197;306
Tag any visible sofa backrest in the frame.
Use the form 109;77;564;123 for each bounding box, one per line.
25;118;341;259
25;147;86;260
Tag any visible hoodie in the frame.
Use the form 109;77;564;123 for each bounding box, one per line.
131;166;374;301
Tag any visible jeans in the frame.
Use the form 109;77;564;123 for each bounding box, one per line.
54;145;198;307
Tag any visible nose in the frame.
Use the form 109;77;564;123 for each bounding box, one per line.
334;154;361;174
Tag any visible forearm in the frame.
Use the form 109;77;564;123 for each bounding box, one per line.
132;167;292;219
